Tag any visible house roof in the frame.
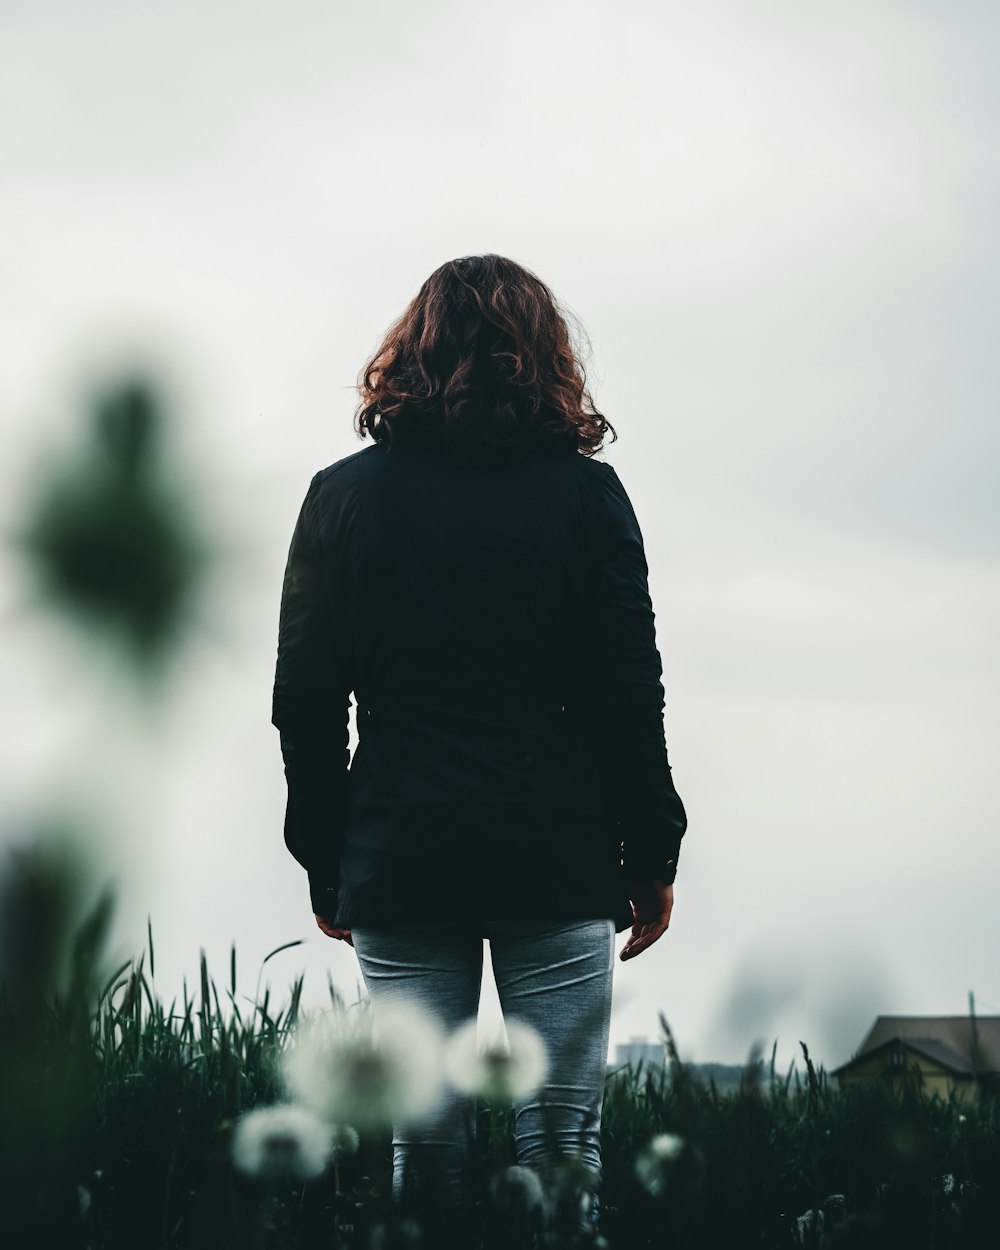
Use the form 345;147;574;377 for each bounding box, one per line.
832;1035;975;1076
832;1015;1000;1077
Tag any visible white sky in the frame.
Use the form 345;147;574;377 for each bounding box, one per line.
2;0;998;1074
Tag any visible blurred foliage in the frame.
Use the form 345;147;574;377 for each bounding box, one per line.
0;830;116;1247
14;375;210;684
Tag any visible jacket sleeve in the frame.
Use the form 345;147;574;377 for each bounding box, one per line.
271;472;352;916
582;462;687;884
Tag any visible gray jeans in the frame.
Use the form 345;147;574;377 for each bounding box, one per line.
351;917;615;1211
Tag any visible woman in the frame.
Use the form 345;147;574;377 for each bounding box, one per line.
271;254;687;1232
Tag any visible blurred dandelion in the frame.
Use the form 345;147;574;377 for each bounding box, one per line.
444;1017;548;1100
231;1104;333;1181
329;1123;360;1161
489;1163;546;1216
488;1164;548;1247
634;1132;686;1197
282;999;447;1130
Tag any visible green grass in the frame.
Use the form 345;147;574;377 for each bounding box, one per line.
1;901;997;1249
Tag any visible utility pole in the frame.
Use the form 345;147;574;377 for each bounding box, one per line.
969;990;982;1090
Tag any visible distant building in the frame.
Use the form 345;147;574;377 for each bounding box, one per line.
614;1037;667;1071
832;1015;1000;1104
610;1040;749;1094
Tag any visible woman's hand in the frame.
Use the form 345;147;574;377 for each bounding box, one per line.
315;914;353;945
619;880;673;961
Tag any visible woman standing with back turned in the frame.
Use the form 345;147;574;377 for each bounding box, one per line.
271;254;688;1237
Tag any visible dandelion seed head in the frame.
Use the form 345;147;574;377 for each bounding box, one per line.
231;1103;333;1181
635;1132;687;1196
649;1132;685;1162
444;1016;548;1100
330;1123;360;1160
489;1164;546;1215
281;999;446;1130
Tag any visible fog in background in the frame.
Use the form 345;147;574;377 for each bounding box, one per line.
2;0;998;1073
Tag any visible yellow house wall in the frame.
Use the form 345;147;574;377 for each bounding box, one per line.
838;1053;979;1103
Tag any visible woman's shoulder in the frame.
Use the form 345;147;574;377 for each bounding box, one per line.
309;442;615;501
525;447;613;484
314;442;385;485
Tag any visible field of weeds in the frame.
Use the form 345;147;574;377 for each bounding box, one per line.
1;880;997;1250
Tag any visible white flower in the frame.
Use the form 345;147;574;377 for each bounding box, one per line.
231;1104;333;1181
281;998;447;1130
647;1132;685;1163
634;1132;686;1196
329;1123;360;1160
489;1164;547;1216
444;1017;548;1100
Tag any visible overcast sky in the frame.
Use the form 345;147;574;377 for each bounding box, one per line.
2;0;998;1074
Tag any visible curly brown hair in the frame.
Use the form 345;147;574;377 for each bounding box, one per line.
354;254;615;460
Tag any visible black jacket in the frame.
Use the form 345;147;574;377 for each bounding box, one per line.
271;441;687;935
